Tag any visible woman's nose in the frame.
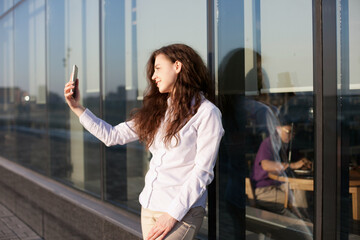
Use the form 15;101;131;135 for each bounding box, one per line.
152;73;156;81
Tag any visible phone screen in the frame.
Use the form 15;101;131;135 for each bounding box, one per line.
71;65;78;98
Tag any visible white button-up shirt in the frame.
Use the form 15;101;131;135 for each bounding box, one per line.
79;98;224;221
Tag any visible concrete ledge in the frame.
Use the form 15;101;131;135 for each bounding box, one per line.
0;156;142;240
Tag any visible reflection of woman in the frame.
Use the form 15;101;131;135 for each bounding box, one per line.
64;44;224;240
219;48;273;239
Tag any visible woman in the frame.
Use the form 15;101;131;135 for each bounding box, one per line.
64;44;224;240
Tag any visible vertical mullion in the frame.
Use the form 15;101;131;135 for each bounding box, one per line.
98;0;105;201
207;0;216;239
44;0;50;177
313;0;323;238
322;0;338;237
314;0;338;239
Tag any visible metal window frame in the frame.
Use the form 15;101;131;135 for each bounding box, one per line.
207;1;216;239
1;0;347;239
314;0;339;240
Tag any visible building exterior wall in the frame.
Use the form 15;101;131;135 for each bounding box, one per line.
0;156;142;239
1;0;360;239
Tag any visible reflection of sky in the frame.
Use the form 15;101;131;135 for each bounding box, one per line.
47;0;66;98
103;1;126;96
0;0;47;104
217;0;314;92
14;1;31;94
349;0;360;87
1;0;360;96
136;0;207;94
261;0;313;92
0;1;14;15
217;0;244;64
0;12;14;89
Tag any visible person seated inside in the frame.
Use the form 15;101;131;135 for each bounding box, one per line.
251;116;312;218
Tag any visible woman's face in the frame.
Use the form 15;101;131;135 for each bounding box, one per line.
152;53;181;93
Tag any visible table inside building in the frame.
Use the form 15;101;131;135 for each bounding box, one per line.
268;170;360;220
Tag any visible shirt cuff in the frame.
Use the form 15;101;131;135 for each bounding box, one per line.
167;203;188;221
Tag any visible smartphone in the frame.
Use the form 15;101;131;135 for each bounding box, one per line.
71;65;78;98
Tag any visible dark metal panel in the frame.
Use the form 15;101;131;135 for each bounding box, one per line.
313;0;323;238
322;0;338;235
207;1;216;239
98;0;105;201
314;0;338;239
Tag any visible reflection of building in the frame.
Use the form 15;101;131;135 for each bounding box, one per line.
0;87;23;106
0;0;359;240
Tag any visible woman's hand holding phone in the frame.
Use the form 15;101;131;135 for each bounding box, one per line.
64;65;85;117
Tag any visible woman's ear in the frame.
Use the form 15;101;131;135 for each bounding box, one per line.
174;61;182;74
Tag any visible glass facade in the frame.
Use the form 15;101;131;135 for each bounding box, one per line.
0;0;209;238
0;0;359;239
217;1;314;239
337;0;360;239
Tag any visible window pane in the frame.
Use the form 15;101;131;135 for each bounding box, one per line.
101;0;129;206
337;0;360;238
0;0;14;16
13;0;48;173
217;0;315;239
47;0;101;195
0;5;15;161
46;0;69;182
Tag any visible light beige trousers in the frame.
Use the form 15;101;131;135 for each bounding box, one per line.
141;206;205;240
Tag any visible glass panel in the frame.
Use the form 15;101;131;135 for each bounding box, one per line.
337;0;360;238
102;0;208;237
47;0;101;195
216;0;315;239
12;0;48;173
101;0;129;206
0;0;14;16
46;0;70;182
0;4;15;161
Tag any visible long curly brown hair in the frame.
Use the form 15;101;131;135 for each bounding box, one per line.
130;44;214;149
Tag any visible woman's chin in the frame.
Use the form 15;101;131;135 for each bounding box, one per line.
158;88;170;94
